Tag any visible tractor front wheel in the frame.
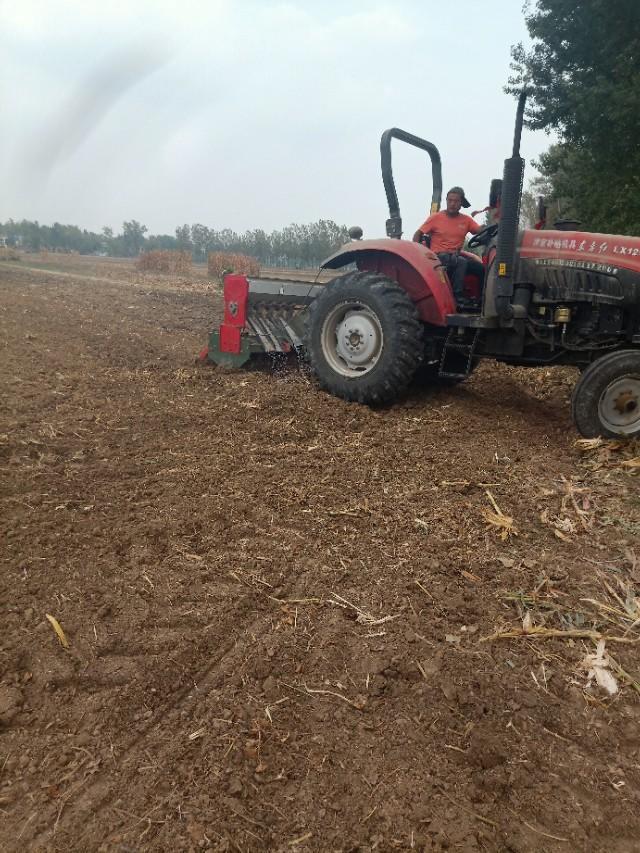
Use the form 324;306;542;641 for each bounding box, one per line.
305;271;423;404
571;349;640;438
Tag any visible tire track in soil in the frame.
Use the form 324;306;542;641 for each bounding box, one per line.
24;568;316;850
0;262;138;289
0;266;233;848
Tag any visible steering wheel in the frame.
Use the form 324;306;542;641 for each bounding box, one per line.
468;223;498;248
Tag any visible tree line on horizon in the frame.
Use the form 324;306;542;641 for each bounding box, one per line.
0;218;351;268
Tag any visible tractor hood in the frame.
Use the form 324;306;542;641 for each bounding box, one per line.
520;229;640;275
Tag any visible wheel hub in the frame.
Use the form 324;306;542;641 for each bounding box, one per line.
598;377;640;434
320;302;384;377
613;389;638;415
336;312;381;368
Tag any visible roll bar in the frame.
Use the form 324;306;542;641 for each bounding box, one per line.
380;128;443;239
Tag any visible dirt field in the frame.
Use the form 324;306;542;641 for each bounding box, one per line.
1;254;639;852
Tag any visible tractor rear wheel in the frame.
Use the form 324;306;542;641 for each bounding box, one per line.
571;349;640;438
305;271;423;404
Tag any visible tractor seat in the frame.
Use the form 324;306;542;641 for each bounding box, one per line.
459;250;485;302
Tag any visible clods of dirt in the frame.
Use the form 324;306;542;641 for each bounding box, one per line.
0;257;639;852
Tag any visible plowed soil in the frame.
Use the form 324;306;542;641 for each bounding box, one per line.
1;255;639;853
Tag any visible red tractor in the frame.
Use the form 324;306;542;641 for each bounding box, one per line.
204;93;640;439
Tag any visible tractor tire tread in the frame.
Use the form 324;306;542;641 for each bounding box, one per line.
571;348;640;438
305;270;423;405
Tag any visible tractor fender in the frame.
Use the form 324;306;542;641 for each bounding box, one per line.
321;239;456;326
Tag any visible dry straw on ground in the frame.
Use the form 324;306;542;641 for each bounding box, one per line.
0;247;22;261
207;251;260;279
136;250;192;275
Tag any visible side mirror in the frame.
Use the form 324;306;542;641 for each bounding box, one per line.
348;226;363;240
536;196;547;224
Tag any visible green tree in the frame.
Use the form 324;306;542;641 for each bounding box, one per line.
175;224;192;252
146;232;178;251
508;0;640;235
121;220;148;256
190;224;211;261
100;226;114;255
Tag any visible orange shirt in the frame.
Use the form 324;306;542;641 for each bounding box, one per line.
418;211;481;253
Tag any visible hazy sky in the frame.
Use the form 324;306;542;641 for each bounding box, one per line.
1;0;551;239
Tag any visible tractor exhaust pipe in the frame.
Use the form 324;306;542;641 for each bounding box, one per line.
380;128;443;238
491;91;527;322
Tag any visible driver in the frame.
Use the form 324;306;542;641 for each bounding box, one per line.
412;187;482;301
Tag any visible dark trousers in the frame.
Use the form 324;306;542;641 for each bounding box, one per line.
437;252;468;298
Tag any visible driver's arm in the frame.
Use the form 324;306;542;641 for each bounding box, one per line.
413;214;435;243
468;218;482;236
